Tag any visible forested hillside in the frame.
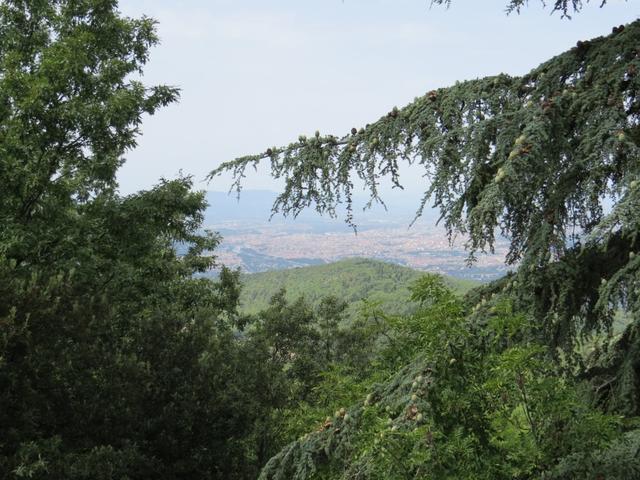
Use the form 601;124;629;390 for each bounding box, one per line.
239;258;479;315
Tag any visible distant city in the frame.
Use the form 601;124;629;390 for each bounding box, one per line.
204;190;511;281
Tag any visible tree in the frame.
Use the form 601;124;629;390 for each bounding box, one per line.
256;276;636;480
211;16;640;478
210;19;640;378
0;0;178;263
241;290;387;469
0;2;263;478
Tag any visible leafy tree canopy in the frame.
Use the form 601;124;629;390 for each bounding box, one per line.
258;276;637;480
0;2;263;478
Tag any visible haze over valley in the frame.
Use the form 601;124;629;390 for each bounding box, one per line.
204;190;510;280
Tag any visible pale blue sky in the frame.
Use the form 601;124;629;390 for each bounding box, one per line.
117;0;637;197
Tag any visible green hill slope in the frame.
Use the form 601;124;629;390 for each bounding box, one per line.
239;258;480;315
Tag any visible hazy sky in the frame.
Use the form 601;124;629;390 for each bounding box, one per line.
117;0;637;197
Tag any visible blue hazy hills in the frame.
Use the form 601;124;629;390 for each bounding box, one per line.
204;190;440;228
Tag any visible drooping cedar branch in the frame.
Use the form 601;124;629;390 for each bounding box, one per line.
210;22;639;348
431;0;610;17
210;21;639;265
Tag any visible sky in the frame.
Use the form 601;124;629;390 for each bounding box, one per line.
116;0;638;199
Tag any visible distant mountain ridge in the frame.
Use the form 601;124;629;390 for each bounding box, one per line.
239;257;480;316
205;190;440;226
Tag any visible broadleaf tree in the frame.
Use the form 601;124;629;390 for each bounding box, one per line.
0;1;268;478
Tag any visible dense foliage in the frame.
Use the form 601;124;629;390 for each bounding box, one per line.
0;2;294;478
259;277;639;480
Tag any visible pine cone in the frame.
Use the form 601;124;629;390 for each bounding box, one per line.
542;98;554;113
